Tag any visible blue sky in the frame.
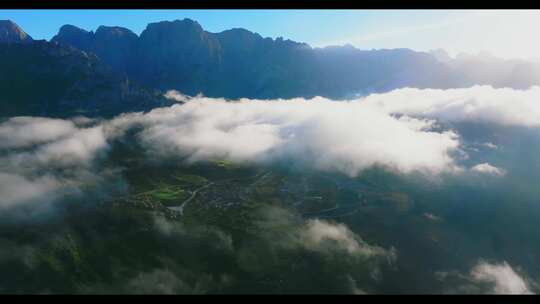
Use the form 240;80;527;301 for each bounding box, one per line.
1;10;539;60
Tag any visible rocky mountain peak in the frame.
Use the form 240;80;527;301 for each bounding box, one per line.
51;24;93;49
0;20;33;44
95;25;137;39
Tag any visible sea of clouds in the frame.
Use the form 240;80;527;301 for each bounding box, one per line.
2;85;536;210
1;85;540;293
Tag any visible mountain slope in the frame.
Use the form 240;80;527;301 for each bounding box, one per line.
0;37;169;117
0;20;33;44
50;19;472;99
7;18;540;114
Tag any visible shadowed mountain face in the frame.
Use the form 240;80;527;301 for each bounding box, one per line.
50;19;473;99
135;19;223;95
48;18;540;101
0;35;170;118
4;18;540;117
53;24;138;76
0;20;33;44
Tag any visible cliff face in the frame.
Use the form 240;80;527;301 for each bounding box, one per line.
0;34;168;118
5;18;540;117
49;18;471;99
0;20;33;44
134;19;223;95
52;24;138;75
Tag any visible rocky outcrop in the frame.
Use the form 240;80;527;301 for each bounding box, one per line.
48;18;472;99
0;20;33;44
0;38;169;118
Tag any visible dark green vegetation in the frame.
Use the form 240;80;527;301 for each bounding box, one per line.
0;159;387;294
1;139;540;294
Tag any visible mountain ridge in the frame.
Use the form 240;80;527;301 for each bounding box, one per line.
0;31;170;118
0;20;33;44
3;19;540;117
50;18;471;99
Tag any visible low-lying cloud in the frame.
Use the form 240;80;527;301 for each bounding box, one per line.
110;93;462;176
0;117;110;210
471;163;506;176
470;261;532;294
363;85;540;127
117;86;540;177
301;219;395;259
3;85;540;210
2;86;540;293
0;173;63;208
0;117;77;149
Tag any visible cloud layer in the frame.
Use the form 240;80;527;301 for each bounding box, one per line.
116;86;540;177
110;93;462;176
2;86;540;293
0;117;77;149
0;117;110;210
471;261;532;294
301;219;394;259
363;85;540;127
471;163;506;176
3;85;540;209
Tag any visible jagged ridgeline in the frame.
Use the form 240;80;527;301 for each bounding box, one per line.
49;19;468;99
0;20;170;118
3;18;540;117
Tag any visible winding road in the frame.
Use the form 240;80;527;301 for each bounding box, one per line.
168;182;215;215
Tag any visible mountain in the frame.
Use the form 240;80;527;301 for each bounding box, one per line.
0;20;33;44
50;19;471;99
49;18;540;100
0;24;170;118
52;24;138;76
5;18;540;117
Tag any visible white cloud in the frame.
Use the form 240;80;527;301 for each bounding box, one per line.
0;119;110;209
81;85;540;179
0;116;108;168
0;117;77;149
471;163;506;176
482;142;498;149
3;125;108;170
0;173;63;208
112;85;540;177
163;90;193;102
301;219;395;260
110;95;461;176
33;126;108;166
471;261;532;294
363;86;540;127
6;85;539;209
423;212;442;222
